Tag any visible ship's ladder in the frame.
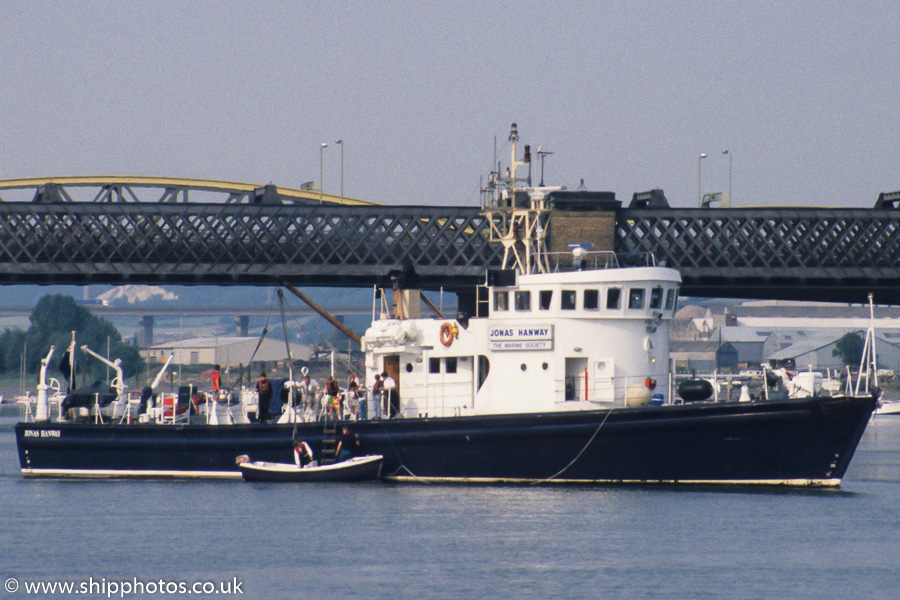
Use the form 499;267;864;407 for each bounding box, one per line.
320;420;338;465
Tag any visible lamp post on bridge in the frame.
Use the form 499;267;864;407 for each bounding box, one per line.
335;139;344;204
698;153;707;206
722;149;732;205
319;143;328;204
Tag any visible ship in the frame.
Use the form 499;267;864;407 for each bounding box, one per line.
15;124;877;485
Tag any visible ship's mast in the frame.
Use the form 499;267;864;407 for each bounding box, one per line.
483;123;552;275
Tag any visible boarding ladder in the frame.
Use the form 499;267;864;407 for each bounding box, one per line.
320;419;338;465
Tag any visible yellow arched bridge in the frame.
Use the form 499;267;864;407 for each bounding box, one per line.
0;176;377;206
2;176;900;304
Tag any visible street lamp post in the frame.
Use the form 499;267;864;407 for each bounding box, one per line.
335;139;344;204
319;143;328;204
722;149;732;205
698;153;708;206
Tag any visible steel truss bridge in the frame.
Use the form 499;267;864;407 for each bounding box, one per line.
616;208;900;304
0;177;500;290
2;178;900;304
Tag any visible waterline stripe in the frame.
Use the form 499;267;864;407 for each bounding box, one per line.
21;468;242;479
382;476;843;487
20;468;843;487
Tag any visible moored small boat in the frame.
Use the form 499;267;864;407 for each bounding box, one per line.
237;455;383;482
875;399;900;416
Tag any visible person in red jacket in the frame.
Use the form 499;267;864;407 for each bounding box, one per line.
255;371;273;423
210;364;222;397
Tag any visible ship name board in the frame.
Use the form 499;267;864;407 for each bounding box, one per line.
23;429;61;438
488;325;553;350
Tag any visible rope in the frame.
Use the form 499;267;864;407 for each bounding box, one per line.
276;289;294;369
375;418;430;483
245;294;276;366
274;289;303;442
374;407;616;485
530;407;615;484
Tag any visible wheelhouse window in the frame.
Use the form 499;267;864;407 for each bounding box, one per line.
628;288;645;309
430;357;459;374
606;287;621;310
515;290;531;311
494;291;509;311
584;289;599;310
539;290;553;310
665;289;676;311
649;287;663;310
561;290;576;310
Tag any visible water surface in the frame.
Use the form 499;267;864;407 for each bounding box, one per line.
2;416;899;599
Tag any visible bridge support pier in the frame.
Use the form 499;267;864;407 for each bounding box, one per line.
139;316;154;348
236;315;249;337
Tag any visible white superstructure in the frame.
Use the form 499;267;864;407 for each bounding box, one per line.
362;123;682;418
363;260;681;417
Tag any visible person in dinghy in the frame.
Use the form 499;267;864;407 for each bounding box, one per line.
336;426;360;462
293;441;314;468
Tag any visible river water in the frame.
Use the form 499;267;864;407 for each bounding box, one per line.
1;414;899;600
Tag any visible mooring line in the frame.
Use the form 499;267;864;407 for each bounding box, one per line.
531;407;615;484
376;418;429;483
373;407;616;485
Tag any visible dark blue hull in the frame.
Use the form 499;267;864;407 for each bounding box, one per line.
15;395;876;485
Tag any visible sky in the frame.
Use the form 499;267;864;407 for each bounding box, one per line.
2;1;899;209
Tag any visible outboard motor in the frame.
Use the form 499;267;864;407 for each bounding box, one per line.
678;379;714;402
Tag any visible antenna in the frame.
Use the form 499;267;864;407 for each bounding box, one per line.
493;135;497;175
536;147;554;186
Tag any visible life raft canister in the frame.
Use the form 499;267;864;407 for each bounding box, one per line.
439;322;457;347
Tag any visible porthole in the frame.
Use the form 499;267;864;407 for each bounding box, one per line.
542;362;549;370
521;363;527;371
406;363;414;373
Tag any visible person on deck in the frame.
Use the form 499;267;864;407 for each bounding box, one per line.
370;373;383;419
382;371;398;418
210;364;222;398
357;380;368;420
347;369;361;419
324;375;342;418
347;369;359;390
255;371;273;423
335;426;359;462
299;372;320;415
347;378;360;419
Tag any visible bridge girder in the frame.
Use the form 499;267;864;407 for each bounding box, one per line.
0;201;502;290
616;208;900;304
3;176;900;305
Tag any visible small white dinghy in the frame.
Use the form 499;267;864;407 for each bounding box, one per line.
875;400;900;416
237;455;383;482
236;442;383;482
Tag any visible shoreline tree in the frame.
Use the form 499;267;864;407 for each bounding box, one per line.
0;295;142;381
833;332;865;368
